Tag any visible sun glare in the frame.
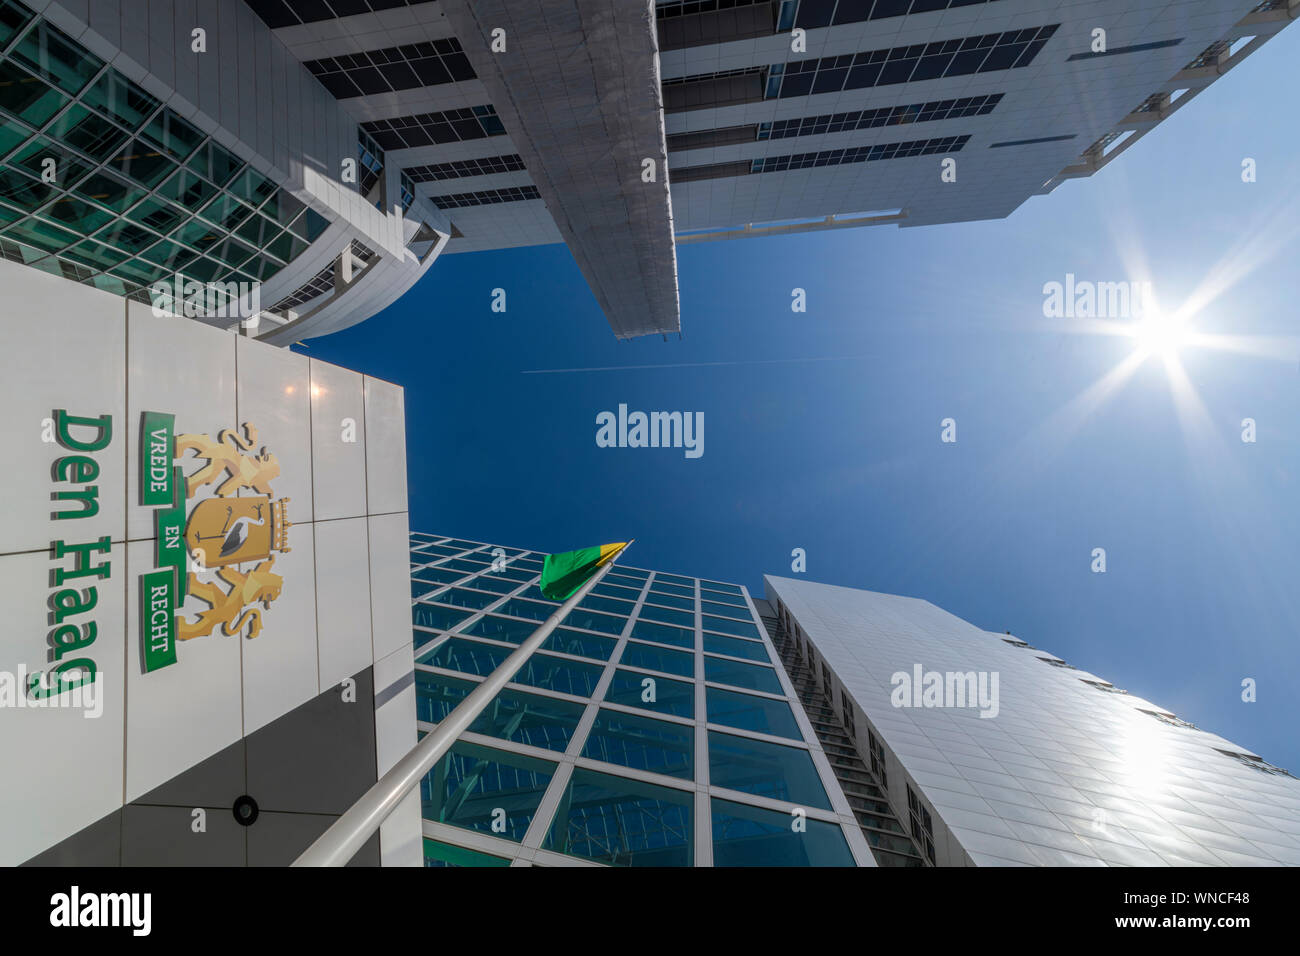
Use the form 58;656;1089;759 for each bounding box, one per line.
1130;309;1191;358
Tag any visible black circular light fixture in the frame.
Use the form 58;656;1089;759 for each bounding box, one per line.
232;795;259;827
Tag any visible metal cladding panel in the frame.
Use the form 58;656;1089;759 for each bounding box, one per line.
765;575;1300;867
437;0;681;339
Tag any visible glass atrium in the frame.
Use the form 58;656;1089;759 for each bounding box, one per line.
0;0;330;312
409;532;865;867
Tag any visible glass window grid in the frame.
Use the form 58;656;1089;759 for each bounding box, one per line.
305;38;476;99
758;93;1003;141
0;9;333;301
747;135;971;175
793;0;1002;30
765;24;1058;98
404;153;525;183
701;599;752;620
360;104;505;150
430;185;541;210
246;0;421;29
408;535;863;866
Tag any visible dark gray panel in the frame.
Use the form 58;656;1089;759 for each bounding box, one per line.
22;809;123;867
133;738;247;809
246;666;377;815
247;811;380;867
121;805;247;866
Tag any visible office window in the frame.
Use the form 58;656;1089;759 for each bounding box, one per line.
581;709;695;780
429;185;541;210
462;614;538;645
543;769;694;866
766;24;1057;97
703;632;769;663
510;652;604;698
420;636;512;677
708;731;831;809
712;798;854;866
795;0;1002;30
471;686;586;752
640;604;695;628
541;627;618;662
759;94;1003;140
642;592;694;611
605;668;695;718
620;640;695;678
704;655;783;694
411;602;471;635
421;741;556;843
702;614;761;639
706;686;802;739
630;618;695;649
422;838;510;868
907;784;936;863
404;153;525;182
305;38;475;99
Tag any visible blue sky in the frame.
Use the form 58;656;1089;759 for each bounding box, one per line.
297;30;1300;771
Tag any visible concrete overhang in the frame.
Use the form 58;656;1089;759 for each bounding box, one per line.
437;0;681;339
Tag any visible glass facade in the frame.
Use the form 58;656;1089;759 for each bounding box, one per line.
408;532;865;866
0;0;331;309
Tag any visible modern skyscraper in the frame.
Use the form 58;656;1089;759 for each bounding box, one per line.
253;0;1297;336
1;257;420;868
0;0;448;346
407;532;1300;867
2;1;1291;342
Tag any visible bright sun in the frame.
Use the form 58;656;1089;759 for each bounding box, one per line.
1131;310;1191;358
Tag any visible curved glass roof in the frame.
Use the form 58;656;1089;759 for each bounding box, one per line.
0;0;331;312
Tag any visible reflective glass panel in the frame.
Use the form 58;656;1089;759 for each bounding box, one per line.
704;655;783;694
578;593;634;616
581;709;694;780
642;592;693;611
707;731;831;809
470;687;585;752
604;668;693;718
563;607;625;635
462;614;535;644
703;632;770;663
420;636;511;676
495;597;552;621
511;652;603;697
706;686;802;739
703;615;761;639
422;838;510;868
541;627;617;662
711;798;854;866
421;741;555;843
640;605;694;628
432;587;500;611
620;640;694;678
412;603;471;633
543;768;692;866
630;619;694;649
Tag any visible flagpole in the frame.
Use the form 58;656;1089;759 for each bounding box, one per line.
293;541;632;867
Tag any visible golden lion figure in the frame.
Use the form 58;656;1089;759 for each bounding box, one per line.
176;423;281;499
177;558;284;641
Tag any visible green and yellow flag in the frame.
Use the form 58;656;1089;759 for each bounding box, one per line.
540;542;630;601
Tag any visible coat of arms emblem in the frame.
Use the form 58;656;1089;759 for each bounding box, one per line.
174;423;291;642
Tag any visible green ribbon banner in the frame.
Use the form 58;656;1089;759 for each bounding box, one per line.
140;411;175;507
140;569;178;672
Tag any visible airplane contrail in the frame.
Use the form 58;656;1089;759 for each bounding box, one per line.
521;355;874;374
